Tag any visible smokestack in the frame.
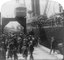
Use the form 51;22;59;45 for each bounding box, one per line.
31;0;40;16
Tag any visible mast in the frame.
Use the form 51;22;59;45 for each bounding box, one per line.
16;0;19;3
59;4;63;13
43;0;49;17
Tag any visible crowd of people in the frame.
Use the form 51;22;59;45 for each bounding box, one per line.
1;29;64;60
0;31;39;60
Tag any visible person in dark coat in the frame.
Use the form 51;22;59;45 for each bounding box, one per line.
50;37;57;54
22;38;29;60
58;43;64;60
28;35;35;60
29;29;34;36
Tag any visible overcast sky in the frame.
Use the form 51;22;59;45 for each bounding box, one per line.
0;0;64;12
0;0;11;11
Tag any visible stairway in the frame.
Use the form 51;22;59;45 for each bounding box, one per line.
39;39;51;49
